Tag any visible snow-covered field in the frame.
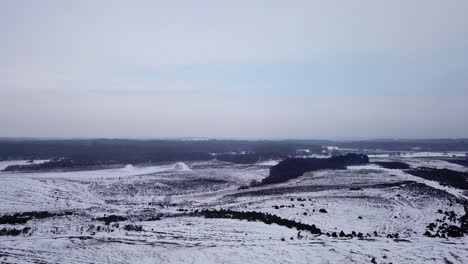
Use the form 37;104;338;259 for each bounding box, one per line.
0;157;467;264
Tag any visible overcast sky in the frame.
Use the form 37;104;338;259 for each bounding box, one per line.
1;0;468;139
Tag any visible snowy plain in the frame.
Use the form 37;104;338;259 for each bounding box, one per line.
0;156;467;264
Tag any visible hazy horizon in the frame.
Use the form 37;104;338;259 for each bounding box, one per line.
2;0;468;139
1;136;468;142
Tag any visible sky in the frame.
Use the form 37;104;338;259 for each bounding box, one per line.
1;0;468;139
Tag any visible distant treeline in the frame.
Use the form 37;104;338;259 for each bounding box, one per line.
334;139;468;151
1;138;467;167
216;152;287;164
0;139;323;164
3;158;121;172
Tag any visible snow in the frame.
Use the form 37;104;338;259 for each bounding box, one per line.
0;160;49;171
256;160;281;166
122;164;135;171
351;163;467;200
0;158;467;263
173;162;192;172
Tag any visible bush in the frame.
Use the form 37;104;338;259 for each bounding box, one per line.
96;215;127;225
124;225;143;232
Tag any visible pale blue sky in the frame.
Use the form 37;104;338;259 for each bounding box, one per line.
1;0;468;138
112;51;468;97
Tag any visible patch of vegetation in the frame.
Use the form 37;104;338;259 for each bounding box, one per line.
96;215;127;225
444;159;468;168
0;227;31;236
3;158;118;172
424;203;468;238
405;168;468;189
123;224;143;232
373;161;410;170
0;211;73;224
215;152;286;164
333;139;468;152
197;209;394;240
197;209;322;235
0;139;323;169
262;153;369;184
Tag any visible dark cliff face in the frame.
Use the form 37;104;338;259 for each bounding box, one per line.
262;153;369;185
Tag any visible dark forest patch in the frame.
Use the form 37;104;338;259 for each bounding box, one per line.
0;139;323;168
0;227;31;236
215;153;286;164
197;209;322;235
373;161;410;170
424;203;468;238
443;159;468;168
96;215;127;225
406;168;468;190
262;154;369;185
0;211;74;225
228;181;414;197
400;182;459;200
